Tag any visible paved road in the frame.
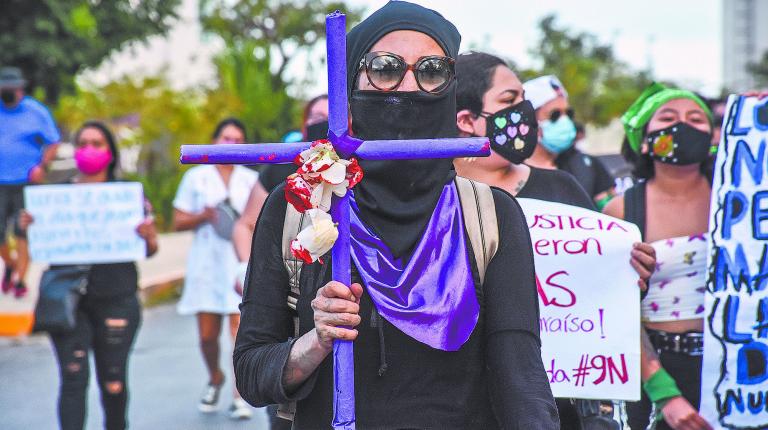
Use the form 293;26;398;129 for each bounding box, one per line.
0;302;270;430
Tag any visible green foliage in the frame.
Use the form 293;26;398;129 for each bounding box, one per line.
200;0;363;141
749;50;768;87
519;15;651;126
0;0;180;104
56;76;241;229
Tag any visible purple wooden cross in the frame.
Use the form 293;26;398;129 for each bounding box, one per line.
180;11;489;430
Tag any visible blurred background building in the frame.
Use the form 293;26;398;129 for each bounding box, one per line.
723;0;768;92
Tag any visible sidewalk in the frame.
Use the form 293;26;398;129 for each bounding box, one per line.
0;232;193;336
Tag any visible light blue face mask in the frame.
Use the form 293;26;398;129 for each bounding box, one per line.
540;117;577;154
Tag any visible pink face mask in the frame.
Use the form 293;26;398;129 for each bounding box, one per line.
74;145;113;175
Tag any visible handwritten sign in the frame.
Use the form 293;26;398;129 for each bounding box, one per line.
518;198;641;400
24;183;146;264
701;95;768;428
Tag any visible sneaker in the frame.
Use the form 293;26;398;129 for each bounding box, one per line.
198;383;223;413
229;398;253;420
2;267;12;294
13;280;26;299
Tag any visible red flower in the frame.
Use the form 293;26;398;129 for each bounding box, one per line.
285;174;313;213
290;239;314;264
346;158;363;188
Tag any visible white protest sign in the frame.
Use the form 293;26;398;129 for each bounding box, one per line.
518;198;641;400
701;95;768;429
25;182;146;264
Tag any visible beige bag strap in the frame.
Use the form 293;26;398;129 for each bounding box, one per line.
278;203;308;421
455;176;499;285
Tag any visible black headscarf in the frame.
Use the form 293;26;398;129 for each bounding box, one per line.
347;1;462;258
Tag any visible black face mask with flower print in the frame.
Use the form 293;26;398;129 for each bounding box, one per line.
646;122;712;166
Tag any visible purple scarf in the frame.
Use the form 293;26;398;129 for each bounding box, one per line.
349;182;479;351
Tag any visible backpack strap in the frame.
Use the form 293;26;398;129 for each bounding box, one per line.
282;204;307;319
455;176;499;285
278;203;308;421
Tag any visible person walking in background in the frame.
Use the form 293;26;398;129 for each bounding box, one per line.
523;75;617;209
0;66;60;298
232;95;329;286
172;118;258;420
257;95;330;192
19;121;158;430
604;84;716;430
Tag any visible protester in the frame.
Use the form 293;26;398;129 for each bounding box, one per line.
172;118;258;420
232;95;329;271
18;121;158;430
0;66;60;298
233;2;559;428
523;75;616;209
454;50;656;430
604;83;716;430
258;95;330;192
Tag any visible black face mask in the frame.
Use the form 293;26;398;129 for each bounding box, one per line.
350;85;458;140
646;122;712;165
349;84;457;258
305;120;329;141
480;99;538;164
1;89;17;106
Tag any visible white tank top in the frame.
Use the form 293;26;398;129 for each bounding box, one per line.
641;233;708;322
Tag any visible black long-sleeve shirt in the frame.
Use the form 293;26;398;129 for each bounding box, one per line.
234;183;560;429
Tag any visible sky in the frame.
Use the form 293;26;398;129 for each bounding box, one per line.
85;0;723;97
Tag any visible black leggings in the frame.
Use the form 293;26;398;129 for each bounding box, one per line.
50;294;141;430
626;352;702;430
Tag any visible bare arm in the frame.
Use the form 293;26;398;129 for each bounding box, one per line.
233;181;269;262
640;327;661;381
281;281;363;392
172;208;213;232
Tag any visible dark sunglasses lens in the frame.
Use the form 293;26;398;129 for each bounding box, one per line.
368;55;404;89
550;109;574;122
416;58;452;92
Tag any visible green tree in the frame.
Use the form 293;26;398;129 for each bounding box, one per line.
749;50;768;87
199;0;363;141
0;0;180;104
56;76;239;229
520;15;651;126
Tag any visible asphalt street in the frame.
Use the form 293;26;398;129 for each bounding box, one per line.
0;302;270;430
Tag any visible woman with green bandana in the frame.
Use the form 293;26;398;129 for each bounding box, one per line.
604;83;715;430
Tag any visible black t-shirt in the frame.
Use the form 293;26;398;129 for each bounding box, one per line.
234;183;560;429
518;166;595;210
259;164;298;192
555;148;614;201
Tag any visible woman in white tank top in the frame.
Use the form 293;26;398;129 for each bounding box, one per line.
604;84;715;430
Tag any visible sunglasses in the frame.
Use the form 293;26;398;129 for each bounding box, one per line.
549;108;575;122
358;51;455;94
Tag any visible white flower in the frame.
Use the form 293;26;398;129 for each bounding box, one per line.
293;209;339;262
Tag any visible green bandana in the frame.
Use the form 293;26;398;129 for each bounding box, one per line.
621;82;713;153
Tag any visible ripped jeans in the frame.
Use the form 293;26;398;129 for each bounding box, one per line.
50;294;141;430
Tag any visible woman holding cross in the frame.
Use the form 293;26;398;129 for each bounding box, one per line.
234;1;559;428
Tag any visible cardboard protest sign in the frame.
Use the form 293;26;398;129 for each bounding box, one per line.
25;182;146;264
519;198;642;400
701;95;768;428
